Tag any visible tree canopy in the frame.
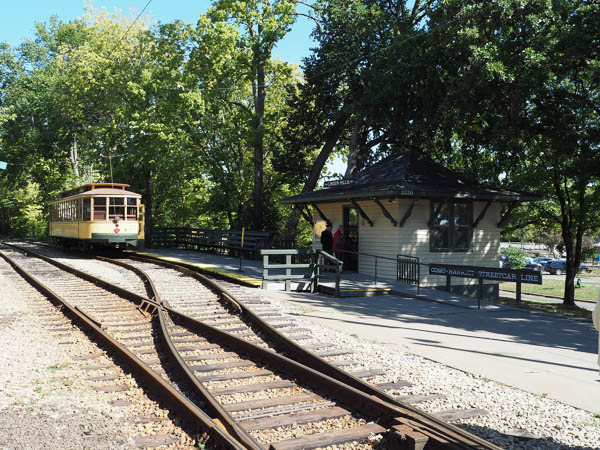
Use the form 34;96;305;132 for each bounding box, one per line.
1;0;598;305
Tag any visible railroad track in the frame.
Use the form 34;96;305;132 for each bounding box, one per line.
0;243;245;449
1;241;501;449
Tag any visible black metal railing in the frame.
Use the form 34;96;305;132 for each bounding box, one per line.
332;249;398;285
397;253;420;292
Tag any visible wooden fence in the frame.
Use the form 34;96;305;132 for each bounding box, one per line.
151;227;271;258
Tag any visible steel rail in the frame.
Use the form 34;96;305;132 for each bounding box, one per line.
4;242;500;449
0;244;246;450
100;256;263;450
102;257;426;446
120;253;501;449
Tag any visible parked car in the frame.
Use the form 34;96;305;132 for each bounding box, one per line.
533;256;553;265
545;259;566;275
500;256;542;271
545;259;593;275
525;261;543;272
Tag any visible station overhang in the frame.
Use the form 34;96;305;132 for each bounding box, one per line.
281;184;541;205
281;151;542;206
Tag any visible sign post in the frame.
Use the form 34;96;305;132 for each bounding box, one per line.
238;227;245;272
0;161;7;170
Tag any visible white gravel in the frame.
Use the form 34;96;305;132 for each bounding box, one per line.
260;288;600;449
0;258;133;449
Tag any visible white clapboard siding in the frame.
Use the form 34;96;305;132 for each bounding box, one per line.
311;200;502;287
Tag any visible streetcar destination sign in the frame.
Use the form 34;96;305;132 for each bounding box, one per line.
429;263;542;285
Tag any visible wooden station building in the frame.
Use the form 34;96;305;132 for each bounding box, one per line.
282;151;540;298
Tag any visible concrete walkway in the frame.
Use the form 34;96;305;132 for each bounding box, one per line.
131;248;600;413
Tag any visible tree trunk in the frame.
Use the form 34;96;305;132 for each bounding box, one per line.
557;173;589;307
284;112;350;240
344;117;361;178
563;235;576;306
252;50;266;231
69;136;81;184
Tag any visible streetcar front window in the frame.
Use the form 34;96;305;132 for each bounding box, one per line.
109;197;125;221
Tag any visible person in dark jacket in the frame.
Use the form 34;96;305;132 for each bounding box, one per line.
320;222;333;254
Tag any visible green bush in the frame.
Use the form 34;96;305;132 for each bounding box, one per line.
501;247;527;268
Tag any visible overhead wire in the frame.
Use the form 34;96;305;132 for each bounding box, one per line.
100;0;153;180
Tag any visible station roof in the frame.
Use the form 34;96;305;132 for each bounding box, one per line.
282;151;541;205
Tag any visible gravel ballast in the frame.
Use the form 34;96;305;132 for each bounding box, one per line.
3;246;600;449
260;288;600;449
0;256;195;450
0;259;131;449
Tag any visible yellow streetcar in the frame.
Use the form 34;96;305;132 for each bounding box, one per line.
49;182;144;250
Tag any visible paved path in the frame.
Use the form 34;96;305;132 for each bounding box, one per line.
261;289;599;412
133;248;600;413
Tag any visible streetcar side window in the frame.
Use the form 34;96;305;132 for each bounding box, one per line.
109;197;125;221
126;197;137;221
94;197;107;221
83;198;91;221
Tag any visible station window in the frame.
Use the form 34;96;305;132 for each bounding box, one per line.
94;197;107;221
109;197;125;221
83;198;91;221
430;201;472;252
126;198;137;220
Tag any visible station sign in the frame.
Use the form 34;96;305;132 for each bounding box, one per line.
323;179;354;188
429;263;542;285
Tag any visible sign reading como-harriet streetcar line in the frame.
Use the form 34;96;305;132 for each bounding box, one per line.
429;263;542;285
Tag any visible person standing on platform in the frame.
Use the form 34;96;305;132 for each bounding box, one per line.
320;222;333;254
333;225;344;261
594;293;600;376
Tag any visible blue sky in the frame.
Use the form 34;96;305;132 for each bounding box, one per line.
2;1;316;65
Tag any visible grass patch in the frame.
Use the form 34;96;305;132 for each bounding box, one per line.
496;296;592;320
580;267;600;278
500;278;599;302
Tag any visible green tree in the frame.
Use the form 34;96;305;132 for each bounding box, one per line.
423;0;600;305
279;0;437;236
206;0;299;230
